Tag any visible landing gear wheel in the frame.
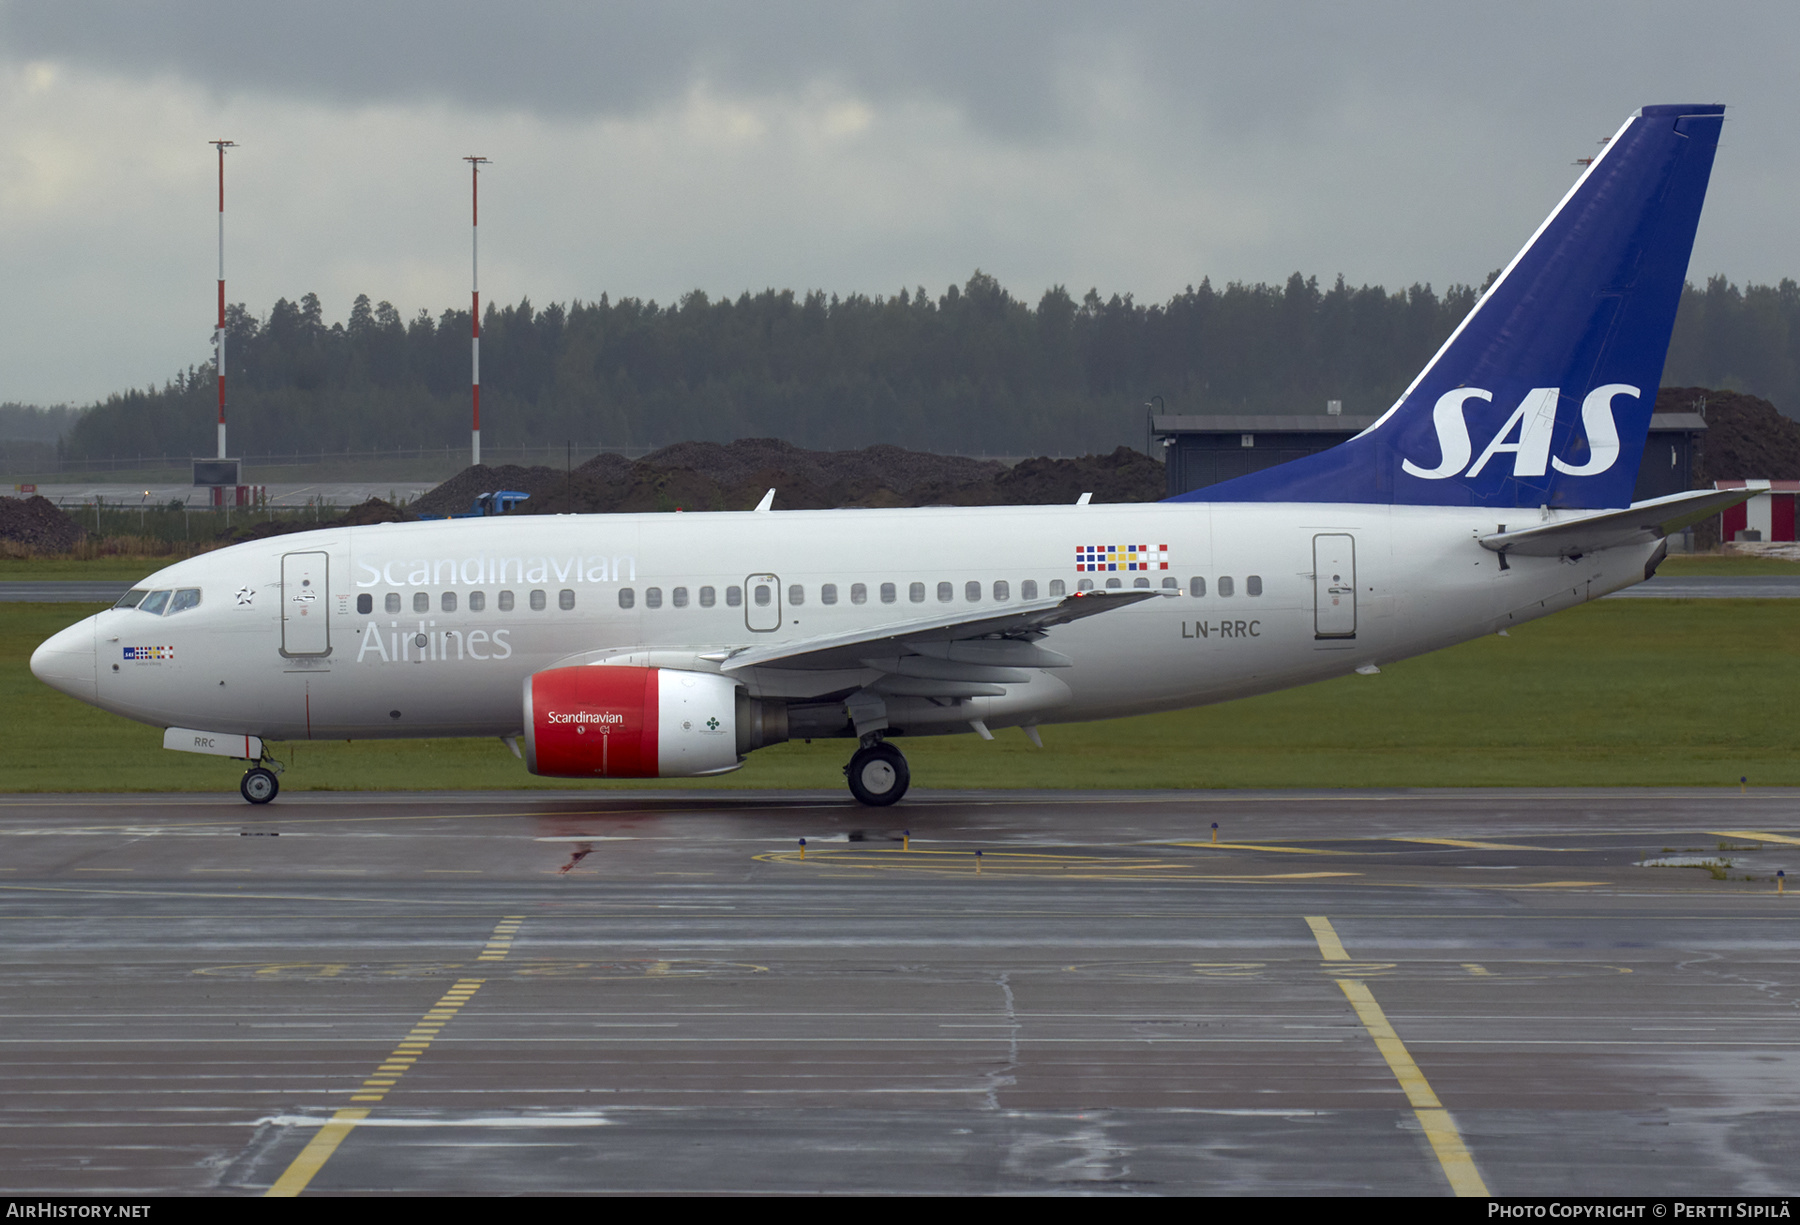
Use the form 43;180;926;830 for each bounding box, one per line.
846;742;909;807
240;767;279;805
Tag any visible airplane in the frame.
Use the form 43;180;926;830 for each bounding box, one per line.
32;104;1749;807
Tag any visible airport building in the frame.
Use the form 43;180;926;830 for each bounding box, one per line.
1715;479;1800;543
1152;410;1708;504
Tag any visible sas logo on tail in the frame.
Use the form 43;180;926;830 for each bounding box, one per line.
1401;384;1637;481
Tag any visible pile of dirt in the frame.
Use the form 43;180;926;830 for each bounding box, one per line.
422;439;1165;517
0;495;86;551
229;498;417;543
407;464;574;517
1658;387;1800;483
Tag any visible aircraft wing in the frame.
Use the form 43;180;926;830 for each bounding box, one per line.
1478;487;1754;558
715;589;1165;677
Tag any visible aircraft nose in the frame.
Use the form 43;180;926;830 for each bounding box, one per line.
31;616;97;703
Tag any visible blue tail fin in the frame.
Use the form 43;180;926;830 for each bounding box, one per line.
1170;105;1724;509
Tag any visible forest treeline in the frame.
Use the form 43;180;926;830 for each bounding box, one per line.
53;271;1800;461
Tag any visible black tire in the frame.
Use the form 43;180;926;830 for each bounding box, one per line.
846;742;909;806
241;767;279;805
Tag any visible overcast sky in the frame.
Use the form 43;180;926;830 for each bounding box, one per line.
0;1;1793;405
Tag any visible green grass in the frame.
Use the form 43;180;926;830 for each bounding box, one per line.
0;558;193;580
6;598;1797;793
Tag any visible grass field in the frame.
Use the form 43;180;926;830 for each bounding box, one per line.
6;595;1796;794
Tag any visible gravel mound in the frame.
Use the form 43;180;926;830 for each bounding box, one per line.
0;495;85;550
408;463;569;517
418;439;1165;516
1663;387;1800;482
230;497;417;543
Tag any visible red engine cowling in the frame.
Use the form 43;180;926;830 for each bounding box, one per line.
523;665;748;778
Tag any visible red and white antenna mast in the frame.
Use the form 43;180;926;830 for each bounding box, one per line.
464;155;490;467
210;139;236;459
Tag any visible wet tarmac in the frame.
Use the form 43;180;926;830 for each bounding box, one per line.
1;787;1796;1196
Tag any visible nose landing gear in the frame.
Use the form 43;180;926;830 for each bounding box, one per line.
845;739;909;806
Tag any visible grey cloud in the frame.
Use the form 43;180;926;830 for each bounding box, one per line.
8;1;1787;143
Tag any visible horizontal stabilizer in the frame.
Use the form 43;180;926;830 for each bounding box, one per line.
1478;487;1753;558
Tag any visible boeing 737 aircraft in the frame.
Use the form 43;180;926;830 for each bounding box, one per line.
33;105;1746;806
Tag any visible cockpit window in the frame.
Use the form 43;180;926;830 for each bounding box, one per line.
167;588;202;615
114;589;147;610
138;590;171;615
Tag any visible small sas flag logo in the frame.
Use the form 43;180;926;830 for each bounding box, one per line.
1076;544;1169;572
123;646;175;661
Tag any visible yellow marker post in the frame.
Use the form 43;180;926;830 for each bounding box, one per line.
1211;822;1219;844
1742;776;1748;794
798;837;806;860
1779;870;1786;895
903;830;910;852
975;850;982;874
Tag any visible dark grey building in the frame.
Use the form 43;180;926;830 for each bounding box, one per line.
1152;411;1706;502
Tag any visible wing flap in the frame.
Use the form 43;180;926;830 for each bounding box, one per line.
718;589;1165;674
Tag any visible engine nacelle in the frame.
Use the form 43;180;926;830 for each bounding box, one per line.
523;665;784;778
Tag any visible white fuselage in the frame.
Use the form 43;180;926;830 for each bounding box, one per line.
34;501;1656;746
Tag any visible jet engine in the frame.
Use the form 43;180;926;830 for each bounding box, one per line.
523;665;786;778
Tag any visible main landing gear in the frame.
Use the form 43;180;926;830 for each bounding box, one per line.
240;758;282;805
845;738;909;806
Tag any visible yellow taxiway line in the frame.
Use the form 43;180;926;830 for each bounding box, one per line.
1307;915;1489;1197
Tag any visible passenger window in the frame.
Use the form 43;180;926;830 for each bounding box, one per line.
386;592;402;613
753;584;771;607
645;587;663;609
1190;577;1206;597
1132;577;1149;589
1218;576;1235;597
138;590;171;615
1247;575;1263;596
618;588;635;609
727;586;742;607
673;587;689;608
880;582;897;604
965;581;981;602
1076;579;1094;592
851;583;867;605
530;589;547;611
357;593;373;614
1162;577;1178;590
1048;579;1065;597
413;592;429;613
699;586;716;607
788;584;804;606
993;580;1009;601
936;581;952;603
1105;577;1122;589
498;590;515;612
441;591;457;612
469;591;486;612
821;583;837;605
559;589;576;610
115;589;148;609
1022;580;1038;600
909;582;925;603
